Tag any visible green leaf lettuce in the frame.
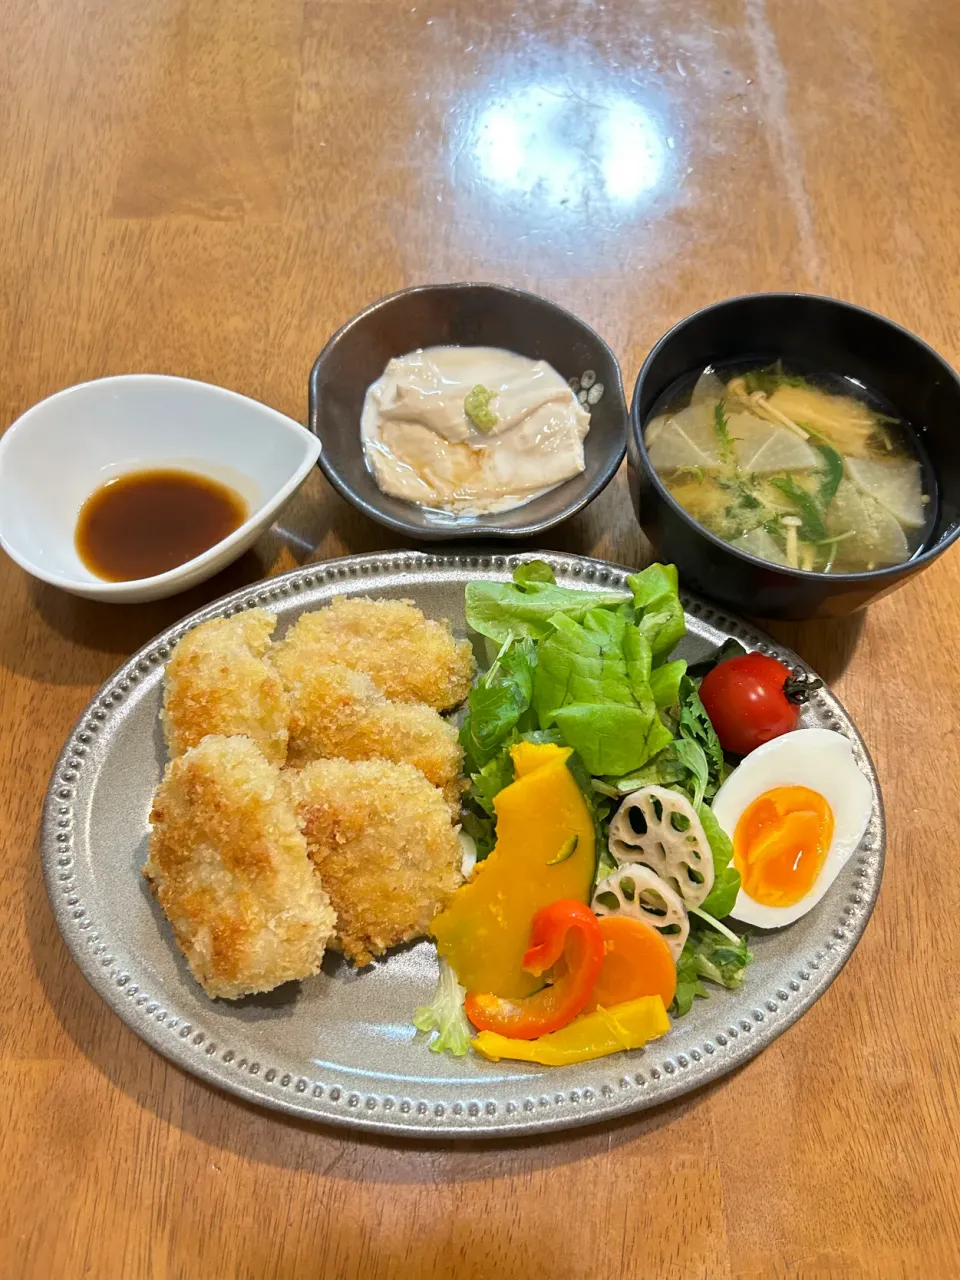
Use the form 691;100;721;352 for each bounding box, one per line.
626;563;686;663
698;802;741;919
465;579;631;644
511;560;557;587
413;960;473;1056
459;636;537;771
671;925;753;1016
530;609;672;776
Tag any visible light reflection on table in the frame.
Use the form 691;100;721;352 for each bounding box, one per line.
470;80;669;209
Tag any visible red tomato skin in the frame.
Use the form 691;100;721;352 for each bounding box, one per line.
698;654;799;756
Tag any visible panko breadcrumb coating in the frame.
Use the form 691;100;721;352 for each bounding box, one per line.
144;735;336;999
286;757;463;967
270;652;464;811
274;597;475;711
162;609;289;765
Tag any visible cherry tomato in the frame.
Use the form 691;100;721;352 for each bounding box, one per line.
699;653;799;756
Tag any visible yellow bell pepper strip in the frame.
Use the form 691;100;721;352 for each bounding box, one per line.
464;900;604;1039
471;995;670;1066
432;741;596;999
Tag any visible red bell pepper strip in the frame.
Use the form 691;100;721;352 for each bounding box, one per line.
464;899;604;1040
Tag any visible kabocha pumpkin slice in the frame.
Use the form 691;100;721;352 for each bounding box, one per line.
431;741;596;999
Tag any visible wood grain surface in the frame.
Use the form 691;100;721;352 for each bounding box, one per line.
2;0;959;1275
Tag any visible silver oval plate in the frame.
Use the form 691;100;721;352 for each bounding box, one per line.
42;551;885;1136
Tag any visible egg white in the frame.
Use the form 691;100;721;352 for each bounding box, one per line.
711;728;874;929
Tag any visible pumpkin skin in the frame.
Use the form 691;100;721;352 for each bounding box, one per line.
432;742;596;999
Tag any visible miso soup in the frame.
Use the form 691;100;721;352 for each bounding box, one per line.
643;361;936;574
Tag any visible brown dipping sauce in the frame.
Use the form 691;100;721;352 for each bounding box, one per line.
75;468;248;582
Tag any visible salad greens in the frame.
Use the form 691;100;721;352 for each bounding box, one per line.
650;659;686;711
531;610;672;776
627;563;686;663
550;703;670;778
687;637;748;679
677;675;725;797
532;610;650;718
459;634;537;770
464;576;631;643
594;747;688;795
697;803;740;919
458;559;753;1016
674;739;709;809
674;929;753;1016
413;960;473;1055
459;743;517;859
511;559;557;587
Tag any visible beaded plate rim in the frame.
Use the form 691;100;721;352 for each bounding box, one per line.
41;550;885;1137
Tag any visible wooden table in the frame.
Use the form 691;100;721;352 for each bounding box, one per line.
2;0;959;1274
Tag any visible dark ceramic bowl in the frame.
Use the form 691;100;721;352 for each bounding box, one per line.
629;293;960;619
309;283;627;540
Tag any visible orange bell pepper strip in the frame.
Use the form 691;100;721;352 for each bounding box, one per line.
464;900;604;1040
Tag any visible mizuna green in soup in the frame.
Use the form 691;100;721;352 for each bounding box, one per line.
643;362;936;574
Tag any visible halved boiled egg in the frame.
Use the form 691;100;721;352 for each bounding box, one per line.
711;728;873;929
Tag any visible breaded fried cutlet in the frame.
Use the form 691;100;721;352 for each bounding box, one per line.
285;757;463;967
274;597;475;711
144;735;336;999
270;652;464;811
162;609;289;765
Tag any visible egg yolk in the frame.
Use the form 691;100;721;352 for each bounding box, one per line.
733;786;834;908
